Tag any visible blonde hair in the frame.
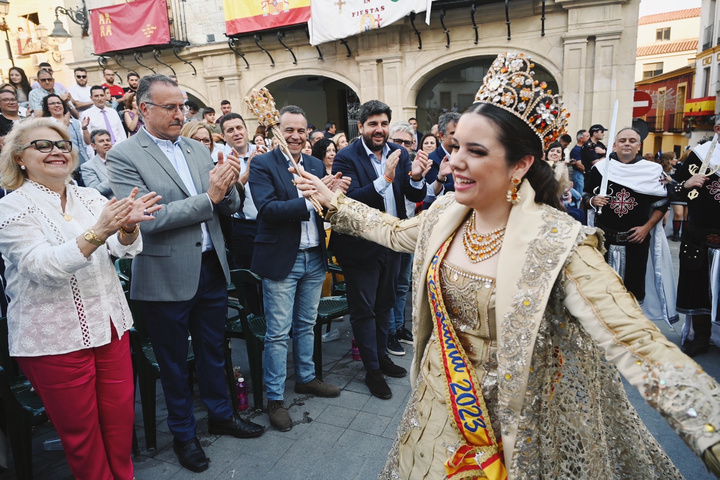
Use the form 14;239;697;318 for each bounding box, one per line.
0;118;78;190
332;132;346;146
180;120;214;152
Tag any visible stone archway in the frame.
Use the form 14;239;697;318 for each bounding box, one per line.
264;75;361;140
408;54;560;134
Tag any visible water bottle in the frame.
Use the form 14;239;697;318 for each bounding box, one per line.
321;329;341;342
351;338;361;361
236;377;249;411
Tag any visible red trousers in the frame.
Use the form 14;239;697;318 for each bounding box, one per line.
16;328;134;480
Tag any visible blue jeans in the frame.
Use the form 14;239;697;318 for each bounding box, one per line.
572;170;585;198
262;249;325;401
390;253;412;335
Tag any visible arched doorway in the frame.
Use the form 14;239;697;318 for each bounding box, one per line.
415;57;559;133
265;76;360;140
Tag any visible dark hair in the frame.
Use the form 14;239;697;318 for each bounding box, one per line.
312;138;336;164
279;105;306;119
325;121;334;130
124;91;136;110
185;101;199;113
545;141;563;157
203;107;215;116
127;71;139;80
41;93;69;117
220;99;231;106
419;133;438;149
37;69;53;80
73;67;87;74
659;151;675;172
464;102;563;210
90;129;111;143
38;62;52;69
8;67;30;98
255;125;266;137
358;100;391;125
219;112;246;133
136;74;177;106
409;117;417;122
560;134;572;144
90;85;105;95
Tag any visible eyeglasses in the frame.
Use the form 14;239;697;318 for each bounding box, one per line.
192;137;212;145
76;75;86;79
21;139;73;153
391;138;414;147
146;102;188;114
0;98;17;103
39;78;54;82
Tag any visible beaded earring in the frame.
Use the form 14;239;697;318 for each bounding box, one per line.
506;176;521;204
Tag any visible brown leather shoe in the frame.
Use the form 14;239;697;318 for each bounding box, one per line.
268;400;292;432
294;377;341;397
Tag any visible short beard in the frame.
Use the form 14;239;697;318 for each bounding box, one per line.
362;132;387;152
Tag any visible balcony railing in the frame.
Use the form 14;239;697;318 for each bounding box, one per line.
645;116;664;132
668;113;685;133
168;0;188;44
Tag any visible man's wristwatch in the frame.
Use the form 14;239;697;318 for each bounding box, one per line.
84;229;105;246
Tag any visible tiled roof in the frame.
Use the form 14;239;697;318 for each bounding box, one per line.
639;8;701;25
637;39;698;56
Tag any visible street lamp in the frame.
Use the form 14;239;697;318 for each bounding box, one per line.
0;0;12;67
48;1;88;39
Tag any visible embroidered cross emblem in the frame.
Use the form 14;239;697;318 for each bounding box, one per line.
707;179;720;201
375;14;383;27
609;188;638;217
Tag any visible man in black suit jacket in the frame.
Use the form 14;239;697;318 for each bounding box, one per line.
249;105;341;432
424;112;459;208
331;100;430;399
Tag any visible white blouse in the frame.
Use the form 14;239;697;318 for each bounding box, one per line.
0;180;142;357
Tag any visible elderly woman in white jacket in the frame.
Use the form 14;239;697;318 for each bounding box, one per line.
0;118;161;480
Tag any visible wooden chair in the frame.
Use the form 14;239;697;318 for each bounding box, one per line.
0;316;47;480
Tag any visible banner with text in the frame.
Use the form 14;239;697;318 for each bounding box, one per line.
308;0;427;46
224;0;311;36
90;0;171;55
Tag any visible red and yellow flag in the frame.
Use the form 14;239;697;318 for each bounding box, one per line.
224;0;310;36
89;0;171;55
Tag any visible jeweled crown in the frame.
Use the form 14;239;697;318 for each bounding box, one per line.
474;52;569;149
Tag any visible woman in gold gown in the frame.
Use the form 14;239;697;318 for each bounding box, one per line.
297;52;720;480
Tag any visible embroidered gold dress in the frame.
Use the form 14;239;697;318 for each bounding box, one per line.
327;181;720;480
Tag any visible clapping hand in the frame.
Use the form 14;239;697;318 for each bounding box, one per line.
322;172;351;193
411;149;432;180
209;151;241;203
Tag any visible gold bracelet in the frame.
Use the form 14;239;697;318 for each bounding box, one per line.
120;224;139;235
83;229;105;246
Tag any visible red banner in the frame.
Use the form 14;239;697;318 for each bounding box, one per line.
90;0;171;55
224;0;311;36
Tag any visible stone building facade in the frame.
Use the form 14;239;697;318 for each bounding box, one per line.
70;0;641;137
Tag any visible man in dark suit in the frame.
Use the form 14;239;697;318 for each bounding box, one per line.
249;105;342;432
424;112;459;208
331;100;430;399
107;75;263;474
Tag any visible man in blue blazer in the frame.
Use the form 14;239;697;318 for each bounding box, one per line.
331;100;430;399
249;105;341;432
423;112;459;208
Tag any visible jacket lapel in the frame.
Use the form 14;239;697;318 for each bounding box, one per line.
137;130;192;197
356;140;381;182
270;148;299;199
180;137;205;193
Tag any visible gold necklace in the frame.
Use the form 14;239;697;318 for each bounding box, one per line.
461;211;506;263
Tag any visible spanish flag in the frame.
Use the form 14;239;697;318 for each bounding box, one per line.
224;0;311;36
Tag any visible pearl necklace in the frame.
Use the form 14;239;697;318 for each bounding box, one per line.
461;212;506;263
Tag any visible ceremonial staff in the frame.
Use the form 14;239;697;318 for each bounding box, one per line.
688;133;720;200
245;87;324;214
596;99;619;215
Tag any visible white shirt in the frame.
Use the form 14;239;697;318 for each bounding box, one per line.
280;150;320;249
31;80;67;93
144;127;214;252
0;180;142;356
81;105;127;145
363;141;425;217
223;143;258;220
68;84;92;109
